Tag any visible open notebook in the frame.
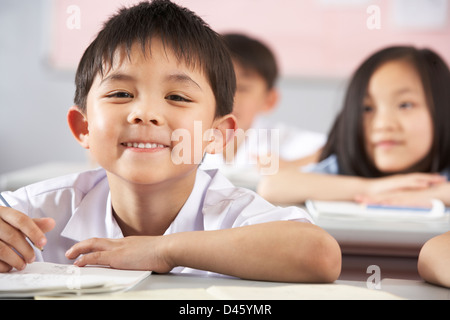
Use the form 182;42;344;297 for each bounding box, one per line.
305;199;447;221
0;262;150;298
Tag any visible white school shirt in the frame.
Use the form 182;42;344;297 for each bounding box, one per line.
202;117;325;168
1;167;312;275
201;117;326;189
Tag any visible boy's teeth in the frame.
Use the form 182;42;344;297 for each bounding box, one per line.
125;142;164;149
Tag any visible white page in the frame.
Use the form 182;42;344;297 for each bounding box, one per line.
0;262;150;297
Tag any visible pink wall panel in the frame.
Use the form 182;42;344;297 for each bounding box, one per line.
50;0;450;77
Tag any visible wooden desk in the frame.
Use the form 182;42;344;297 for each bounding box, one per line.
313;212;450;282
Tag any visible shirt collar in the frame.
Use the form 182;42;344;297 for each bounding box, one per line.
164;168;213;234
60;177;123;242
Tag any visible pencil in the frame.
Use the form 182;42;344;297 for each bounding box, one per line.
0;193;10;208
0;193;44;251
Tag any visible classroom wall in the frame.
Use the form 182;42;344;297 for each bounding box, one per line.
0;0;448;175
0;0;83;175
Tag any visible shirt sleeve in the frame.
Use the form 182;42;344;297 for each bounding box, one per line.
301;154;340;175
440;167;450;181
0;188;31;216
202;185;314;230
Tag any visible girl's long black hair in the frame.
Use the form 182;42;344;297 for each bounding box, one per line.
320;46;450;177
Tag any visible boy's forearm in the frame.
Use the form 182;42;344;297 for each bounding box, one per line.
164;221;341;283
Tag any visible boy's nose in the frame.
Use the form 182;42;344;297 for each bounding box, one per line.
127;104;165;126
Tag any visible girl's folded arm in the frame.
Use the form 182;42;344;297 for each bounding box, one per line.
257;170;368;204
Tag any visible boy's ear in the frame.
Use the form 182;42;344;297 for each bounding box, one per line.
262;88;279;113
67;106;90;149
205;114;237;154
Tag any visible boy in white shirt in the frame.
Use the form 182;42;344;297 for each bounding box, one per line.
0;0;340;283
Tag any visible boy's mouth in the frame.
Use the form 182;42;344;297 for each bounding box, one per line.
121;142;168;149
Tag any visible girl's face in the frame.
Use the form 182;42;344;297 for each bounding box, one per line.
363;59;434;173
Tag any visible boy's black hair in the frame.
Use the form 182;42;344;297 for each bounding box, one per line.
222;33;278;89
74;0;236;117
321;46;450;177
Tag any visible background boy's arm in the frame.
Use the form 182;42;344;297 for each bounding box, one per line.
66;221;341;283
257;169;446;204
418;231;450;288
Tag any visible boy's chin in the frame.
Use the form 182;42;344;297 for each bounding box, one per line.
115;165;198;185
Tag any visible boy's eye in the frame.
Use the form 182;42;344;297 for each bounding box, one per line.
106;91;134;99
166;94;192;103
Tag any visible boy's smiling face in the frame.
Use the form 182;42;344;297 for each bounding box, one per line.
69;38;233;186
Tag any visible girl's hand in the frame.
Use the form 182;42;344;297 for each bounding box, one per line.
65;236;174;273
365;173;446;195
355;190;435;208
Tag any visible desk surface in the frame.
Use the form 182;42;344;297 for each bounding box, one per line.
134;273;450;300
140;273;450;299
48;272;449;300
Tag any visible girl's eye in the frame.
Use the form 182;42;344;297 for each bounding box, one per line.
107;91;133;99
166;94;192;103
363;105;374;113
399;102;413;109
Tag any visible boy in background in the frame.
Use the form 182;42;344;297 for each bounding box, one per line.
0;0;340;283
202;33;325;187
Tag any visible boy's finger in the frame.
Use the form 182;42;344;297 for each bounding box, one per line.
0;241;26;271
0;260;13;273
0;220;36;263
1;208;47;249
65;238;113;259
73;251;112;268
33;218;56;234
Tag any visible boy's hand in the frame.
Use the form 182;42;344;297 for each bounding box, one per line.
65;236;173;273
0;207;55;272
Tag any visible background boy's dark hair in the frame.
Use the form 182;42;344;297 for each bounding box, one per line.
222;33;278;89
320;46;450;177
74;0;235;118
